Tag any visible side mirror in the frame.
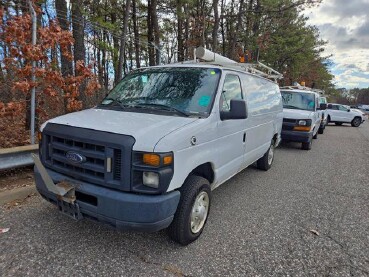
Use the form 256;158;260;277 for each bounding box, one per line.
347;109;351;112
319;103;327;110
220;99;247;120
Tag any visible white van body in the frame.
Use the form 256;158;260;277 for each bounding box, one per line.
34;62;283;244
280;88;322;150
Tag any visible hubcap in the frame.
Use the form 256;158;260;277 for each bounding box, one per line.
268;145;274;165
190;191;209;234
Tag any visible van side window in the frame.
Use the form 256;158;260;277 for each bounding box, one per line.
221;74;243;111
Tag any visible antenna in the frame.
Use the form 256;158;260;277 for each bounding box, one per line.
194;47;283;81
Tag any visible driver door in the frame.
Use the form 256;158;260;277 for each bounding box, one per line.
216;73;247;184
337;105;350;122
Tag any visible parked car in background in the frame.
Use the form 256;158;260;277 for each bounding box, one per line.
358;107;369;116
280;86;322;150
33;48;283;245
326;103;365;127
351;108;368;123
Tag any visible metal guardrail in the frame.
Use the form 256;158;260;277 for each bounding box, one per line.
0;144;39;171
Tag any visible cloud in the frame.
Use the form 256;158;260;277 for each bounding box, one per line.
303;0;369;88
320;0;369;19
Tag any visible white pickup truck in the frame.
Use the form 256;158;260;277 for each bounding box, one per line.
33;48;283;245
326;103;365;127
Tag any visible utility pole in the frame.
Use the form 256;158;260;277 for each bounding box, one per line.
28;0;37;144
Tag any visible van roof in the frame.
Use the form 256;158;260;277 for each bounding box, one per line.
280;88;319;95
137;63;279;84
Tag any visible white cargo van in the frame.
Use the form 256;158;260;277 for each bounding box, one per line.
280;86;323;150
33;48;283;245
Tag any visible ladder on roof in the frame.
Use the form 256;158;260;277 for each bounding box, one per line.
280;84;325;95
192;47;283;81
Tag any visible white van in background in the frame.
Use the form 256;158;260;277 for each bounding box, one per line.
318;96;328;134
33;48;283;245
280;86;322;150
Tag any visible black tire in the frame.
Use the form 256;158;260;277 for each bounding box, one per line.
351;117;361;127
313;132;318;139
257;140;275;171
167;175;211;245
318;127;324;134
335;122;343;126
327;116;331;124
301;139;312;150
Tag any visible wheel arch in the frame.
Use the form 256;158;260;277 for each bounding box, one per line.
189;162;215;184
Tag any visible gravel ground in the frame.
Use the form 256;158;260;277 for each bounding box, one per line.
1;123;369;276
0;167;34;193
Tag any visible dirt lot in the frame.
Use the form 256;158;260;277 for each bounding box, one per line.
0;167;34;193
1;123;369;276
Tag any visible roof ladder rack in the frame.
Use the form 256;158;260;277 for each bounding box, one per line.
193;47;283;81
280;84;325;95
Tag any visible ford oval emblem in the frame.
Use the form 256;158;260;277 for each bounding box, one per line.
66;151;86;164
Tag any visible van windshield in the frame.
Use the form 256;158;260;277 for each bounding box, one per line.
281;90;315;111
100;67;221;116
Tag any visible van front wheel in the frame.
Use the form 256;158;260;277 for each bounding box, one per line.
301;140;312;150
257;141;275;171
167;176;211;245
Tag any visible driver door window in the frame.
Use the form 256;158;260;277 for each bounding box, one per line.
338;105;348;111
220;74;243;111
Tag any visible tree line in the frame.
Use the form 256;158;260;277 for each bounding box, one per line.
1;0;333;90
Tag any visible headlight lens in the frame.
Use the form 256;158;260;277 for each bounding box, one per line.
298;120;307;126
297;119;312;126
143;172;159;188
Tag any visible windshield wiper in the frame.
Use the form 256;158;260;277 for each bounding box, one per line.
134;103;190;117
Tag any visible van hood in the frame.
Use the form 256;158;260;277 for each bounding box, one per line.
283;108;314;120
43;108;199;151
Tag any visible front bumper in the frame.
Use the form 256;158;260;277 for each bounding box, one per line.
281;130;313;143
34;166;180;232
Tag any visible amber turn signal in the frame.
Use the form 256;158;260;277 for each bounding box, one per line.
143;154;161;166
163;155;173;165
293;126;310;131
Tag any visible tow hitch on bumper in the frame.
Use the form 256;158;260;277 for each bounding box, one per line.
32;154;82;220
33;154;181;232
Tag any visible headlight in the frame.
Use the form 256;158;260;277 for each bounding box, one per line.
143;172;159;188
297;119;312;126
132;151;174;193
298;120;307;126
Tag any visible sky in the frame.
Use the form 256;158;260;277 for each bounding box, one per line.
303;0;369;88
